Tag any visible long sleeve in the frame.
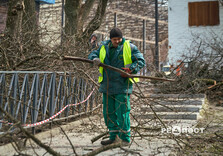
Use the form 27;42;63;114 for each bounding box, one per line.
88;46;101;60
129;44;145;74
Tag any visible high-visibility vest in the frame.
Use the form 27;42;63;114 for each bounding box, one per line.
98;40;139;83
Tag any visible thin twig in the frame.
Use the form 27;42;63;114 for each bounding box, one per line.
0;107;61;156
60;126;79;156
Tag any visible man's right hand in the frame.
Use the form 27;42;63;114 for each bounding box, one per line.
93;58;101;67
121;68;131;77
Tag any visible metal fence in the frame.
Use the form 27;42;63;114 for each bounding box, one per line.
0;71;99;133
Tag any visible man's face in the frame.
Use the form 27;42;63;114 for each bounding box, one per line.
111;37;122;48
91;36;97;43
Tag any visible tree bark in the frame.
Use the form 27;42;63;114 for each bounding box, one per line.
1;0;39;70
64;0;108;56
5;0;24;39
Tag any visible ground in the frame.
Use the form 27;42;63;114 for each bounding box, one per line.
1;114;179;156
0;82;223;155
177;100;223;155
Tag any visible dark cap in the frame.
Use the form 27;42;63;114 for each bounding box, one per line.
110;28;123;39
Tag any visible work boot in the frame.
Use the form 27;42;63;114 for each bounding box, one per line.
101;139;115;145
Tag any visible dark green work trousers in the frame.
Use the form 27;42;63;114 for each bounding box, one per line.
103;93;131;142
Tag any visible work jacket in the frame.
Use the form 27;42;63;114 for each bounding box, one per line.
88;38;145;95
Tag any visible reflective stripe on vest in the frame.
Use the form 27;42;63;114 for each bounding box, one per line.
98;40;139;83
98;45;106;83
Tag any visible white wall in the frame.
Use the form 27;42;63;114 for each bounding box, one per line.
168;0;223;65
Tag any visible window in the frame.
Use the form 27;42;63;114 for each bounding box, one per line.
188;1;219;26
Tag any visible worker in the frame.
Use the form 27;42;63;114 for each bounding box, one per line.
89;34;99;51
88;28;145;146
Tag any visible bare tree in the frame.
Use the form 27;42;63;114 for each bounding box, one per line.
0;0;109;71
1;0;39;71
64;0;108;57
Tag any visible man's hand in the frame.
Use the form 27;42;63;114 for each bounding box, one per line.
93;58;101;67
121;68;131;77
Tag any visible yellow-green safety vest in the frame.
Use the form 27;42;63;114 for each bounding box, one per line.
98;40;139;83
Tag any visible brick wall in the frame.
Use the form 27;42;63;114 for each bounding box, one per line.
38;0;63;46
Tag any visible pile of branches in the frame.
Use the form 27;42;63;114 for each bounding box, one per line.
156;34;223;107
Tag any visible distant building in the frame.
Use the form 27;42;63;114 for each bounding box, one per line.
168;0;223;65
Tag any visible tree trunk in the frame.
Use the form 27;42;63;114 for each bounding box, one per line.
1;0;39;70
5;0;24;39
64;0;108;57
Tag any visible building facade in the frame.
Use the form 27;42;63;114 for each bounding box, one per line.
168;0;223;65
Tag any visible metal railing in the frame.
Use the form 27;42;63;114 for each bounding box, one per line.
0;71;99;133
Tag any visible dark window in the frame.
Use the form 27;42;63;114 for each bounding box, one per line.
188;1;219;26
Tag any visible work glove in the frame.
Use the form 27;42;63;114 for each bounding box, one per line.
93;58;101;67
121;68;131;77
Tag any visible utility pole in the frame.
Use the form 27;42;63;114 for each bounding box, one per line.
61;0;65;45
155;0;159;71
114;12;117;27
143;19;146;75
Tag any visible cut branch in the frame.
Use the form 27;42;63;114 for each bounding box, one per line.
63;56;176;82
83;142;122;156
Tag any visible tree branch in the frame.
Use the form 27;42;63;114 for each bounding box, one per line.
0;107;61;156
83;142;122;156
83;0;108;40
80;0;96;23
63;56;176;82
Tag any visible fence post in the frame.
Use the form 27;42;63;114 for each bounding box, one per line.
0;74;5;129
32;74;39;134
114;12;117;27
143;19;146;75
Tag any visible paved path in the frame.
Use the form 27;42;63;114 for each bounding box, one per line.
0;82;206;155
1;115;180;156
